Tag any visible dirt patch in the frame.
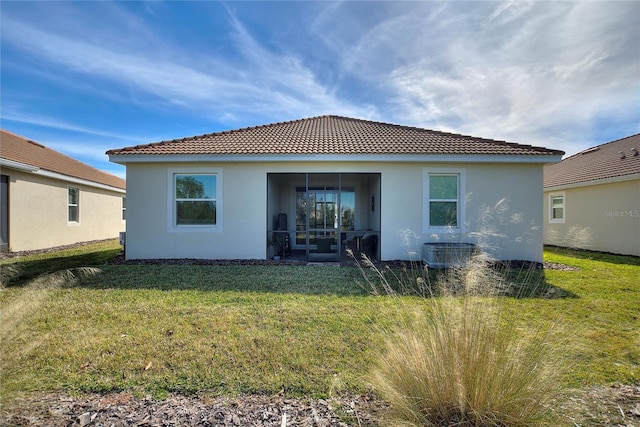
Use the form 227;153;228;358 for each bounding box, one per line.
543;261;581;271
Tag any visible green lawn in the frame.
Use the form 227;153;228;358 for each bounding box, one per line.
1;241;638;411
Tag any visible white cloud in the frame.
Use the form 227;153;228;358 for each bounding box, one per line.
1;109;137;175
312;1;639;154
1;0;638;160
1;4;370;125
1;109;152;143
402;2;637;152
3;18;254;103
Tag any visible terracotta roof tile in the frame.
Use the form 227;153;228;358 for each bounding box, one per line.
544;133;640;188
1;129;126;190
107;115;564;158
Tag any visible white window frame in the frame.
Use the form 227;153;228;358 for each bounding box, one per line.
549;192;565;223
68;187;80;225
121;197;126;222
423;168;466;233
167;167;223;232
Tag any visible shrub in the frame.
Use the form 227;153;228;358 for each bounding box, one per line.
351;251;566;426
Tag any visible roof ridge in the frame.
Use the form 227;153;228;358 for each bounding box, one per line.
141;115;526;147
116;116;323;151
107;115;564;157
327;115;565;154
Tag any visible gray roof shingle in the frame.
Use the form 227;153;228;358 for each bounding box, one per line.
107;115;564;158
544;133;640;188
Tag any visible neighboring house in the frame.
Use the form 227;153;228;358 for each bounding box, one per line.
544;134;640;257
107;115;563;263
0;129;126;252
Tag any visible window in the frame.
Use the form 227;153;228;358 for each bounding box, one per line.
122;197;126;221
174;174;217;226
424;168;466;232
429;175;458;226
549;193;565;223
68;187;79;223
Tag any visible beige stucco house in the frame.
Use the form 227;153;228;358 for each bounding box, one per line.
0;129;126;252
107;116;563;263
544;133;640;257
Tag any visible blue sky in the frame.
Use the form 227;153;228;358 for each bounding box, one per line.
1;1;638;179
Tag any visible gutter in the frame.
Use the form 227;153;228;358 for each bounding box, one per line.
0;158;40;172
1;158;125;194
544;173;640;191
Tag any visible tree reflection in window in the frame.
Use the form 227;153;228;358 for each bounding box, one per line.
175;174;217;225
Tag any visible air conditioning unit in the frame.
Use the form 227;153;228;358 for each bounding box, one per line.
119;232;126;247
423;242;476;268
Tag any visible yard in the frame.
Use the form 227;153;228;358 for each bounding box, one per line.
1;240;639;426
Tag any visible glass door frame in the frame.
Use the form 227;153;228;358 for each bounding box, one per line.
302;173;342;261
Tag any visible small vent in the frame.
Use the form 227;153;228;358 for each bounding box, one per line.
27;140;45;148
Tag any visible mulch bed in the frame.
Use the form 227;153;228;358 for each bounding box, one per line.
1;392;386;427
2;239;581;272
106;255;579;272
3;385;639;426
558;384;640;427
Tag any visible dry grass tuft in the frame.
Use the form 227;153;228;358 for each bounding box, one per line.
353;252;566;426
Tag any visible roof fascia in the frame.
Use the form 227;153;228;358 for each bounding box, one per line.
0;158;40;172
544;173;640;191
2;158;125;192
109;153;563;165
34;169;126;194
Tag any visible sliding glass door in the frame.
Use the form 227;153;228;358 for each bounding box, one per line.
293;173;350;261
268;172;379;262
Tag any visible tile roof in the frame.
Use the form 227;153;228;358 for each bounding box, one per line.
544;133;640;188
1;129;126;190
107;115;564;158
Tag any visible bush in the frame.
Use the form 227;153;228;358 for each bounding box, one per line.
352;251;566;426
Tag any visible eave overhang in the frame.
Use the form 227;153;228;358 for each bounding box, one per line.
108;153;564;165
544;173;640;192
0;158;40;172
1;158;125;193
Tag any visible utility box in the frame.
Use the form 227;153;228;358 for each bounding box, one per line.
423;242;476;268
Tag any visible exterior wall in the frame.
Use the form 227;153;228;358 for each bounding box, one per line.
125;161;545;262
3;168;125;251
382;162;543;262
544;179;640;256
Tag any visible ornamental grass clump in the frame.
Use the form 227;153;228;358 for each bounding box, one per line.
350;250;566;427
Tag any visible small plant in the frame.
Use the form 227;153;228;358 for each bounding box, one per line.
269;233;285;259
351;251;567;426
